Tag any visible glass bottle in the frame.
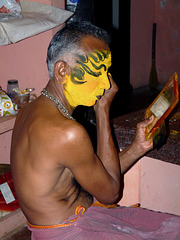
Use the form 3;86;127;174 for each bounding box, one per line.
7;79;19;101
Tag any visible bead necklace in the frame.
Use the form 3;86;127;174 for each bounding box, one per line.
41;88;76;121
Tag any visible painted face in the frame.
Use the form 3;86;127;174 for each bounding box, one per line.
63;50;112;107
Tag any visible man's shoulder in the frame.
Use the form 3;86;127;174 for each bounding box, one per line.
31;116;88;145
57;119;89;144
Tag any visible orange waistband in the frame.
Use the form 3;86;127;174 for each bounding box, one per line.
27;201;117;229
92;201;117;208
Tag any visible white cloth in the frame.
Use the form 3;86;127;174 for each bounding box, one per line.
0;1;73;45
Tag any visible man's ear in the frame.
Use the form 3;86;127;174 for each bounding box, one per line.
54;61;69;84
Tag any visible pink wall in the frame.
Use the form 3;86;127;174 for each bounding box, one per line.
130;0;180;88
119;156;180;216
155;1;180;83
118;161;141;206
0;0;65;96
0;32;51;95
130;1;153;88
141;157;180;215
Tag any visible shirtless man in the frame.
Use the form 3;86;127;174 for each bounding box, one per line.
11;22;153;227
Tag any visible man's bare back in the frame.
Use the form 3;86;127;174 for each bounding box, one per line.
11;96;93;226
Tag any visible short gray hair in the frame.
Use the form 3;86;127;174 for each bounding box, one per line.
46;21;110;79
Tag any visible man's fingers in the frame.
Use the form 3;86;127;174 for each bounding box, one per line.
107;73;118;93
137;115;155;129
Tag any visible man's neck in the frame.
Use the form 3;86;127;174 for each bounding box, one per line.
45;79;74;115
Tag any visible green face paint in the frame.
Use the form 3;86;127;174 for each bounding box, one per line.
64;50;112;107
71;50;111;84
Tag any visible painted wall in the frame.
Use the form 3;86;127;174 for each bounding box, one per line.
0;0;65;96
130;0;180;88
119;156;180;216
140;157;180;215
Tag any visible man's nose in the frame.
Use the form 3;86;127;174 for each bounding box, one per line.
99;76;111;90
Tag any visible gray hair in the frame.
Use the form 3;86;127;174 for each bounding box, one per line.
46;21;110;79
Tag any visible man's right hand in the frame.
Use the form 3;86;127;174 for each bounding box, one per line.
94;73;118;113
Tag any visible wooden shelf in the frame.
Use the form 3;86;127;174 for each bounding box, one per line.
0;115;16;135
0;1;72;46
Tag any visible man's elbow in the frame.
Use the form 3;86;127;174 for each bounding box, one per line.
101;185;120;205
108;189;120;204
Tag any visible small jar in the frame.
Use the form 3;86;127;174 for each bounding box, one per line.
7;79;19;101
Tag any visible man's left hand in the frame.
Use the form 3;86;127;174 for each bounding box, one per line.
132;117;154;156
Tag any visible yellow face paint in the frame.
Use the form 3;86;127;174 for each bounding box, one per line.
64;50;112;107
